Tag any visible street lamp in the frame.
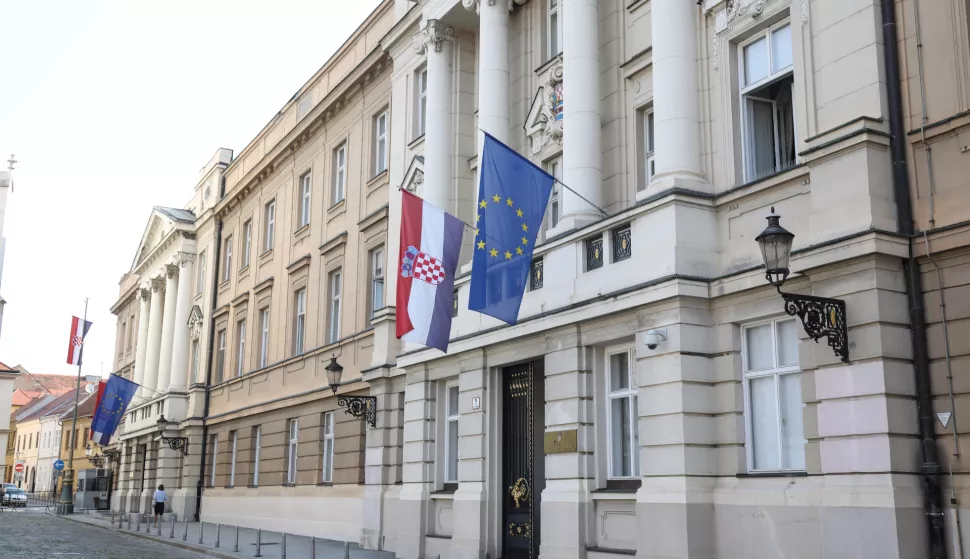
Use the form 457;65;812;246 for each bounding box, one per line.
326;356;376;427
86;445;106;468
156;415;189;456
755;209;849;363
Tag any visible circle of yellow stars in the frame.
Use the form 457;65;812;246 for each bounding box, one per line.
476;193;530;259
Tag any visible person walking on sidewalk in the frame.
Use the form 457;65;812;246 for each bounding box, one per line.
152;484;166;527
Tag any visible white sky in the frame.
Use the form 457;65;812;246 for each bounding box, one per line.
0;0;384;379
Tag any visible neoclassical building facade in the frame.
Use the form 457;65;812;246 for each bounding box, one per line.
109;0;970;558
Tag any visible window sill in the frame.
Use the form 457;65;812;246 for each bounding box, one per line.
534;53;563;76
246;485;259;488
736;471;808;478
316;482;333;487
237;265;250;281
587;546;636;556
282;483;296;487
293;223;310;241
408;134;426;150
367;169;388;187
218;279;231;294
327;199;347;222
258;249;274;267
426;534;452;540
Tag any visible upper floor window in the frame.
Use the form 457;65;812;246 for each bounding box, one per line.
370;247;385;317
547;0;563;58
209;434;218;487
637;108;655;192
235;319;246;377
215;329;226;383
743;317;805;472
196;250;207;295
294;288;307;355
606;349;639;479
191;339;200;381
286;418;299;484
242;220;252;268
374;110;388;175
321;412;335;483
739;21;795;181
251;426;261;487
299;171;312;228
415;67;428;138
332;143;347;205
264;200;276;253
229;430;238;487
259;307;270;368
222;236;233;282
328;270;342;344
444;383;459;484
545;158;562;232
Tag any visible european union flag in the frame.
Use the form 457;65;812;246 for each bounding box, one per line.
469;134;555;324
90;373;138;445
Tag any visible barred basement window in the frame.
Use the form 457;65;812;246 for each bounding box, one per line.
612;226;632;262
530;258;544;290
585;236;604;271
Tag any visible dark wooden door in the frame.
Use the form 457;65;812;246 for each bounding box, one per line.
502;362;544;559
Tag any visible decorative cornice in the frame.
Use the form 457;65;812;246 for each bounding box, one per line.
412;19;457;55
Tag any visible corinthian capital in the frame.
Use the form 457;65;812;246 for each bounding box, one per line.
177;251;196;267
412;19;457;55
138;287;150;301
150;277;165;292
461;0;528;13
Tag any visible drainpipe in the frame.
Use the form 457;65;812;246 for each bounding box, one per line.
881;1;947;557
195;217;223;521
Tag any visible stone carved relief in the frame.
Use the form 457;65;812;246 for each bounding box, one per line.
525;60;564;155
165;264;178;279
412;19;457;55
402;156;425;193
711;0;780;35
188;305;204;341
801;0;809;24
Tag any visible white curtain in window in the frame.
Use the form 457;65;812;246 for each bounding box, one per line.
749;375;779;470
779;373;806;469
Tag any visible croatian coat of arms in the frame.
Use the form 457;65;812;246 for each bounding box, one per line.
401;246;446;286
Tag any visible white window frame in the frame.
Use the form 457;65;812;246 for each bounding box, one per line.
547;0;563;59
191;339;200;380
196;251;207;295
287;418;299;484
216;329;226;383
259;308;270;368
639;108;655;191
374;110;388;175
742;317;805;472
738;20;796;182
229;430;237;486
223;236;233;282
605;347;639;479
252;426;261;487
209;434;218;487
546;158;562;231
299;171;312;228
294;288;307;355
370;247;385;317
444;381;460;483
236;319;246;377
328;270;342;344
321;412;334;483
332;143;346;205
264;200;276;253
415;67;428;138
242;220;252;268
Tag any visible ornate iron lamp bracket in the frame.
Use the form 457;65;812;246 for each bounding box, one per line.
160;436;190;456
778;287;849;364
102;449;121;463
90;455;106;468
337;395;377;428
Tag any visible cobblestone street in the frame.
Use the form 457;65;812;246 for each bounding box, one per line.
0;511;218;559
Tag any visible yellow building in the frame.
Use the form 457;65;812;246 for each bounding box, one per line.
57;390;100;474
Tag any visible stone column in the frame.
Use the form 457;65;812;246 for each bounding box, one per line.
169;253;195;393
650;0;704;188
558;0;603;230
398;369;435;559
359;375;405;550
450;350;489;559
413;19;456;211
143;277;166;397
156;265;179;396
133;288;151;398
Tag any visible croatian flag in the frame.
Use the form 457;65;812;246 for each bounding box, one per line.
396;191;464;352
91;373;138;445
66;316;93;365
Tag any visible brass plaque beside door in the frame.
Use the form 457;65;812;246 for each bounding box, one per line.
543;429;578;454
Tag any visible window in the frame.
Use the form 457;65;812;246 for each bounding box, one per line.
374;111;388;175
251;426;261;486
222;236;233;282
328;270;342;344
637;108;655;191
209;434;218;487
293;288;307;355
299;171;312;228
259;308;270;368
236;319;246;377
286;418;299;484
127;319;134;349
191;340;200;381
229;431;237;486
242;220;252;268
196;251;207;295
739;21;795;181
332;143;346;205
547;0;563;58
264;200;276;253
546;158;562;231
743;318;805;471
607;349;639;478
370;248;385;317
415;68;428;137
82;428;89;445
216;329;226;383
444;384;459;483
321;412;334;483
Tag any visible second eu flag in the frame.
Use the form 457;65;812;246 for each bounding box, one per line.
469;134;555;324
90;373;138;445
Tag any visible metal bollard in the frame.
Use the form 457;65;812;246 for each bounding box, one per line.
127;513;132;529
255;528;262;558
157;517;162;536
110;511;115;525
170;516;176;539
136;514;141;532
215;523;221;548
233;525;239;552
281;533;287;559
182;519;189;541
118;513;124;529
344;540;350;559
311;536;316;559
198;521;204;544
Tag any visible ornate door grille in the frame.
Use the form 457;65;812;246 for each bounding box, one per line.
502;362;543;559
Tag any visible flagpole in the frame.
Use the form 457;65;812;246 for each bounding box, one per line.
56;298;88;515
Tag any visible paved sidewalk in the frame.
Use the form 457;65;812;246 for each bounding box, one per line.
64;512;393;559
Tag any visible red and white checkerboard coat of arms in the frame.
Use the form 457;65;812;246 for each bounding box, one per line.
401;246;446;286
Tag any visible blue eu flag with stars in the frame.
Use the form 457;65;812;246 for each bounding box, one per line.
469;134;555;324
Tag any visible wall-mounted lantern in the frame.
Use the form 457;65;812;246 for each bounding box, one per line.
326;356;377;427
